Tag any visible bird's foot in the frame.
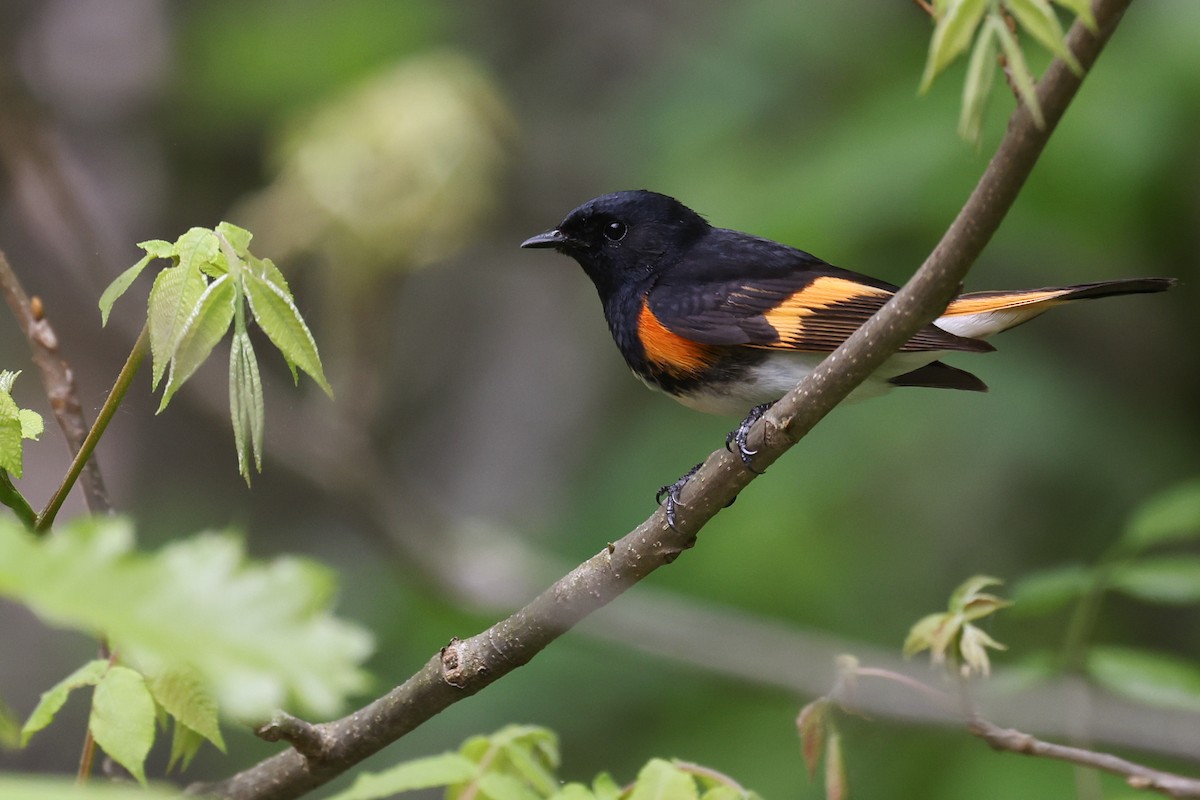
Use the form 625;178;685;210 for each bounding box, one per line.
657;462;702;531
726;401;774;473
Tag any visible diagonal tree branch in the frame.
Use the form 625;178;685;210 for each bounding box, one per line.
190;1;1133;797
0;249;111;515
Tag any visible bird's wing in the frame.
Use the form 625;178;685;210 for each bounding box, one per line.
646;232;991;354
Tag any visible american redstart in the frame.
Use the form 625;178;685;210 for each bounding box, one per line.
522;190;1174;519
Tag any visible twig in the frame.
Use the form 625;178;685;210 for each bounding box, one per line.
189;2;1133;798
0;250;111;516
970;716;1200;799
255;713;328;763
35;323;149;532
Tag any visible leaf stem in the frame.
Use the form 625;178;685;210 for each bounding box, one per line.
35;323;149;533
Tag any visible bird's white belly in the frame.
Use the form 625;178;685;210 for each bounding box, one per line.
653;350;945;417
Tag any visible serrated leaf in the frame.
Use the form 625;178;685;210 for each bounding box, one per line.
146;664;225;753
18;409;42;441
959;21;999;144
797;699;828;779
326;752;477;800
1122;478;1200;552
21;659;108;745
99;254;155;326
243;272;333;396
0;517;373;721
1109;557;1200;605
158;274;236;413
629;759;700;800
1009;563;1094;616
139;239;175;259
174;227;221;280
215;221;253;254
1005;0;1082;73
502;739;559;796
90;666;156;785
148;264;209;390
991;12;1045;127
166;719;205;773
1088;646;1200;713
824;731;847;800
1051;0;1096;30
229;330;265;484
920;0;989;93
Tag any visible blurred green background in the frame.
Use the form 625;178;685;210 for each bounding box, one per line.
0;1;1197;797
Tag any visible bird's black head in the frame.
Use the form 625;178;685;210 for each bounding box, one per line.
521;190;709;300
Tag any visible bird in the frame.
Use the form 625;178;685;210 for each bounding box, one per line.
521;189;1174;521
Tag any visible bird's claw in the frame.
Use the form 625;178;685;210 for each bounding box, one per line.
725;402;773;473
657;462;701;531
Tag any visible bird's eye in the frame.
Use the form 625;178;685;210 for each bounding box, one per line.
603;221;627;242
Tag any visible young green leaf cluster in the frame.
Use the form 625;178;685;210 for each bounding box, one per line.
99;223;332;483
0;516;373;777
1010;477;1200;712
0;371;43;527
327;725;761;800
919;0;1096;144
903;575;1012;677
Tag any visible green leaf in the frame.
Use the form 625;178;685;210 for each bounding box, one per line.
1051;0;1096;30
148;263;209;390
699;787;744;800
18;409;42;441
1109;557;1200;604
1005;0;1082;73
0;775;181;799
476;772;543;800
949;574;1005;612
229;330;265;484
243;271;333;396
958;20;999;144
158;274;236;413
0;696;19;749
0;391;25;478
215;221;253;254
326;752;477;800
20;659;108;745
628;759;700;800
990;11;1045;127
1009;563;1093;616
0;517;373;721
1122;478;1200;552
592;773;622;800
552;784;598;800
89;666;156;785
166;719;206;773
174;227;221;279
501;738;559;796
146;664;225;753
1088;646;1200;713
959;623;1006;677
99;254;154;326
920;0;989;93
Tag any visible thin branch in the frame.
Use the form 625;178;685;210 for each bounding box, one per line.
35;323;148;532
970;716;1200;799
190;2;1133;798
0;249;111;515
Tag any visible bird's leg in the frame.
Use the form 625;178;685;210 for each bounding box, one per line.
726;401;774;473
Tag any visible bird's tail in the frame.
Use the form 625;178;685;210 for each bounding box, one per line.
933;277;1176;340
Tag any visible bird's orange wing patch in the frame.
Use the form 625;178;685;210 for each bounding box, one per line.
638;298;718;376
759;276;892;349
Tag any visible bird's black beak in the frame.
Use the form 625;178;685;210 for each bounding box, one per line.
520;228;572;250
